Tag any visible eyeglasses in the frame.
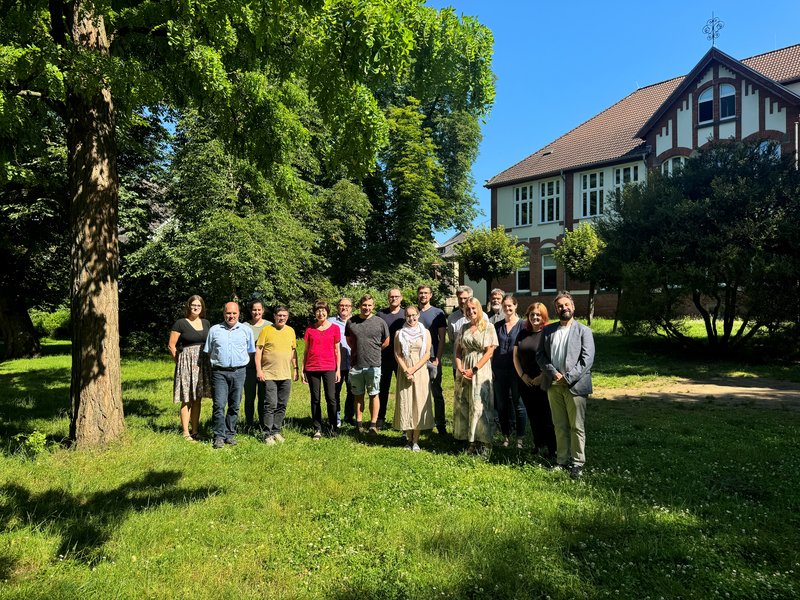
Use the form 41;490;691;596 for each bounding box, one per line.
190;304;202;308
389;295;401;299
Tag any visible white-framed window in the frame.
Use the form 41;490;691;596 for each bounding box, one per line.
516;269;530;293
660;156;686;176
542;254;557;292
720;84;735;119
539;179;561;223
614;165;640;192
514;185;534;227
698;87;713;123
581;171;604;217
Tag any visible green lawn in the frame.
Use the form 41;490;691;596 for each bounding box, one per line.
0;329;798;599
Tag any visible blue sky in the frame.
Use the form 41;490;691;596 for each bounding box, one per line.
426;0;800;242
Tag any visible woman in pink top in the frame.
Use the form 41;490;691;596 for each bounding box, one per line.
302;300;342;439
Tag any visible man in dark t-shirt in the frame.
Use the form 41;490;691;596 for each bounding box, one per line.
345;294;390;434
377;288;405;430
416;284;447;434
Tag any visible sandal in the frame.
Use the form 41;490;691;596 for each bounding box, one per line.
183;433;197;443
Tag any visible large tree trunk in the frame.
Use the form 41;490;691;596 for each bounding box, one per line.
66;3;124;448
0;292;41;360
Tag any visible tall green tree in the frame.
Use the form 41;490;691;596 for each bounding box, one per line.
598;140;800;352
552;222;606;325
456;227;527;300
1;0;420;447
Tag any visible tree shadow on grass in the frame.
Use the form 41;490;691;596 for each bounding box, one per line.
0;366;71;441
0;469;221;566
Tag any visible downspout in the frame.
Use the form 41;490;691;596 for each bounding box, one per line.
795;120;798;170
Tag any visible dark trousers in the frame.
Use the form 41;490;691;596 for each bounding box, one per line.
335;369;354;424
243;360;266;428
264;379;291;436
429;361;445;430
211;367;246;441
520;379;557;455
307;370;337;432
378;359;397;424
494;367;527;437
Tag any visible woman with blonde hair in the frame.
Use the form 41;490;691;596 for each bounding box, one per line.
453;297;498;454
168;295;212;441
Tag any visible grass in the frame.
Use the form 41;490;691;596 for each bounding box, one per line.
0;327;798;599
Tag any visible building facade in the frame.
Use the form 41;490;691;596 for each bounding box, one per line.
485;45;800;316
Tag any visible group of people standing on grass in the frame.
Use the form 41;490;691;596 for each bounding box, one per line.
167;285;594;479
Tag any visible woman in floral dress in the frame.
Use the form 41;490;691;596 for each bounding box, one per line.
453;297;498;454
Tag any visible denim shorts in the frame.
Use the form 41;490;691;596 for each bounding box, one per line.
349;366;381;396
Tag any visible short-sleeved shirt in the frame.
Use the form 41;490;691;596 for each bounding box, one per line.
171;318;210;348
418;306;446;360
378;308;405;364
446;309;464;345
256;325;297;380
303;325;341;372
328;315;351;371
204;322;255;368
515;327;543;377
492;319;525;371
345;315;389;369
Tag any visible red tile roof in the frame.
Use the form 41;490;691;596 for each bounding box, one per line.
487;44;800;188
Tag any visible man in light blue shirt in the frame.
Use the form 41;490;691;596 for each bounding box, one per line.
204;302;255;448
328;297;353;427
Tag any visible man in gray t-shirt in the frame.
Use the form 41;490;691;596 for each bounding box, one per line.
345;295;389;434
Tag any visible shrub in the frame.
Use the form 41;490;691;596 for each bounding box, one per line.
29;307;71;339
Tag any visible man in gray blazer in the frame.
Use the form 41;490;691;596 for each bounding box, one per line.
537;292;595;479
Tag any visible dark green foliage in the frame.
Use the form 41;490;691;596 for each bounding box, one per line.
598;140;800;353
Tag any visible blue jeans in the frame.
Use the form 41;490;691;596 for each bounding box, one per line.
335;369;354;425
211;367;246;441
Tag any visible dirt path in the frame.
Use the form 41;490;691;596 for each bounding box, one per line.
596;377;800;411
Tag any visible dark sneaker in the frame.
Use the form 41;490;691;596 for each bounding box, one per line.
224;438;238;446
312;431;322;441
570;465;584;480
376;419;386;431
213;438;225;449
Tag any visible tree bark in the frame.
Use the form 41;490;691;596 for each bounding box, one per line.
66;2;124;448
0;292;42;360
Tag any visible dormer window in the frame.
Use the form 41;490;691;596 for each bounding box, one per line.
720;84;736;119
698;88;713;124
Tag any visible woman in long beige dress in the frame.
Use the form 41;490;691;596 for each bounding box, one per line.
454;297;498;454
393;305;433;451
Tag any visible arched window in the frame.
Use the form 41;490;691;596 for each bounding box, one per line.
698;88;713;123
720;84;736;119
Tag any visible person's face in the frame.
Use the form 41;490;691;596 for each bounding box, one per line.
274;310;289;328
502;299;516;317
529;309;544;331
251;304;263;320
388;290;402;309
315;306;328;321
417;287;431;306
223;303;239;326
491;293;503;308
360;299;374;318
189;300;203;317
337;300;352;320
457;292;470;311
465;301;480;323
405;309;419;325
555;298;574;322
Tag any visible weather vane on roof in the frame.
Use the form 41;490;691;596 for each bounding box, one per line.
703;12;724;47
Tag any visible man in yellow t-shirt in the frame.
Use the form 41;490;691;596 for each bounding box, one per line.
256;306;299;444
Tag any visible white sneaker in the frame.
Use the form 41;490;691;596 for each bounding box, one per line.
412;443;421;452
273;433;285;443
264;435;276;446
